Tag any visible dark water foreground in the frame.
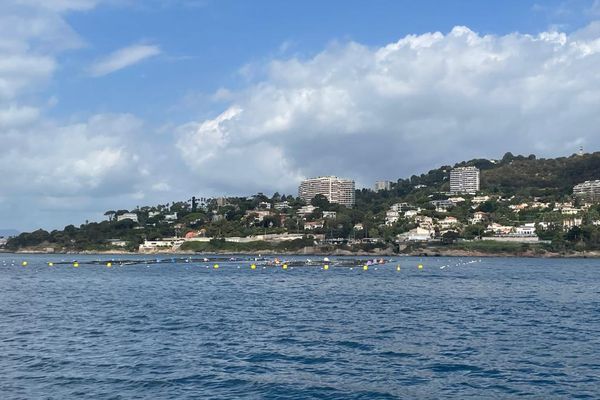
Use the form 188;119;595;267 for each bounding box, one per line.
1;254;599;399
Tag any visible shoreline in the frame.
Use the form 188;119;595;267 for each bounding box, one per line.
3;248;600;258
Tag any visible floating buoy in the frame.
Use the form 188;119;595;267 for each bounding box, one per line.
396;265;401;272
21;261;27;267
282;264;288;270
251;264;256;270
418;264;423;270
48;262;54;267
73;262;79;268
363;265;368;271
324;264;329;270
106;262;112;268
213;264;219;269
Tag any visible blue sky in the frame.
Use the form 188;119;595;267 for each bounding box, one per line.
49;0;596;123
2;0;600;231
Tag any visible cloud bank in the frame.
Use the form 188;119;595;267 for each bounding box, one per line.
176;25;600;194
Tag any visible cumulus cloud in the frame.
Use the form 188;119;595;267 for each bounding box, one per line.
0;1;162;230
175;25;600;194
88;44;161;77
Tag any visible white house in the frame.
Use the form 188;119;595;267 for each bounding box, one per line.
398;227;434;242
438;216;459;229
515;223;536;236
117;213;138;223
469;211;488;225
322;211;337;219
404;210;419;219
563;218;583;229
304;220;324;230
297;205;317;216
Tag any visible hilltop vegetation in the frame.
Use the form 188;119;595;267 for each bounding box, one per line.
5;151;600;254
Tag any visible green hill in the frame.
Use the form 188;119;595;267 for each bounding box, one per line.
5;151;600;253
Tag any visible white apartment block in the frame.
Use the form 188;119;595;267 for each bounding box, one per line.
450;166;480;194
573;180;600;202
298;176;355;207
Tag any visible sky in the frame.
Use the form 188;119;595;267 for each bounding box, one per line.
2;0;600;231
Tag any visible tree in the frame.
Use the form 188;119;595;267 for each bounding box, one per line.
104;211;116;221
311;194;330;209
441;231;459;244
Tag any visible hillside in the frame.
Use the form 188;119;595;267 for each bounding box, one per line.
4;151;600;254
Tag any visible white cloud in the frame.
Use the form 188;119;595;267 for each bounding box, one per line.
0;105;40;128
176;25;600;194
88;44;161;77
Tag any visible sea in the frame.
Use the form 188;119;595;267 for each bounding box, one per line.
0;253;599;399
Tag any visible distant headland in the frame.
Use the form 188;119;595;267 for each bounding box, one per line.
4;151;600;258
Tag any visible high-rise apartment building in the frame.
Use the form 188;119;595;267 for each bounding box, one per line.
449;166;480;194
573;180;600;202
298;176;355;207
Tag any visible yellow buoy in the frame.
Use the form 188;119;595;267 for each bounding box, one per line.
48;262;54;267
324;264;329;270
73;262;79;268
363;265;368;271
282;264;288;270
251;264;256;270
21;261;28;267
106;262;112;267
213;264;219;269
396;265;400;272
418;264;423;270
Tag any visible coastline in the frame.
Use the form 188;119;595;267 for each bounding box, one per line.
3;248;600;258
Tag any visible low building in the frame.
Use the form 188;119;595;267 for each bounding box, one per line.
139;238;185;252
105;239;128;247
274;201;290;210
385;210;400;226
448;197;466;204
560;207;580;215
438;216;459;229
322;211;337;219
515;223;536;236
430;199;454;212
165;212;178;221
415;216;434;229
398;227;434;242
563;218;583;229
304;220;324;230
486;223;513;236
245;210;272;222
117;213;138;223
297;205;317;217
353;223;364;231
471;196;490;205
404;210;419;219
469;211;488;225
258;201;272;210
573;180;600;202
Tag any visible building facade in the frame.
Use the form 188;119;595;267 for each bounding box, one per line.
573;180;600;202
298;176;355;207
449;166;480;194
374;180;392;192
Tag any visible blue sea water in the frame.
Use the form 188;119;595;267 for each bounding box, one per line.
0;254;599;399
